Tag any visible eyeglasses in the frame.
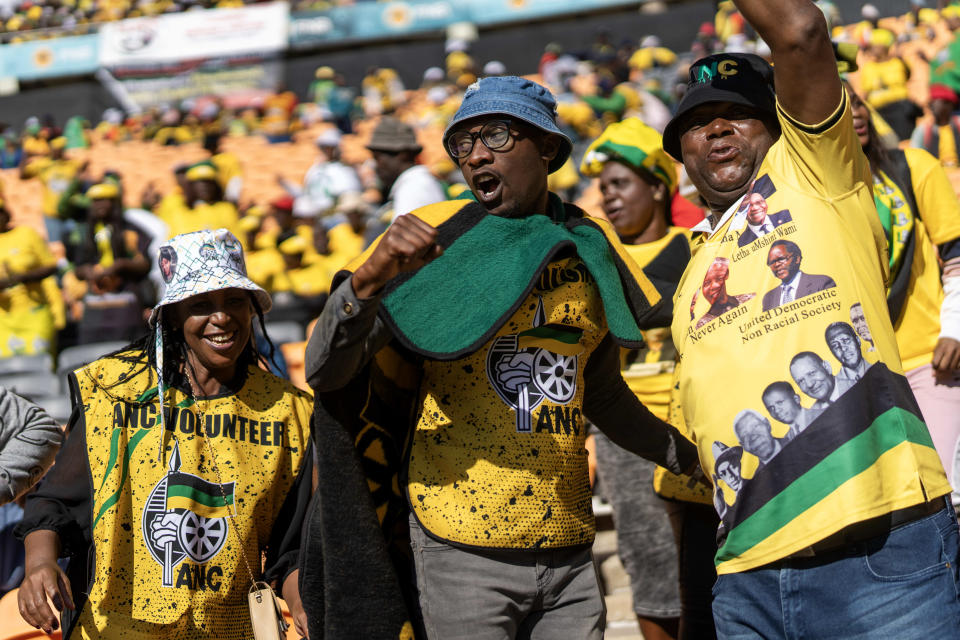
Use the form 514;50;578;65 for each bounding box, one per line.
446;120;514;159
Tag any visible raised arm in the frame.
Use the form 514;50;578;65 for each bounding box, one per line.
733;0;840;125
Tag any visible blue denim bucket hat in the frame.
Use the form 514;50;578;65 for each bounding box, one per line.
443;76;573;173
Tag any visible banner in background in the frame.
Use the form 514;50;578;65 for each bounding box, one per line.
0;34;99;80
111;59;283;109
289;0;641;48
99;2;288;67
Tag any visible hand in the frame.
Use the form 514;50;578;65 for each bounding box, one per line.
149;511;182;548
496;353;534;393
18;562;74;633
282;570;309;639
932;337;960;380
351;214;442;298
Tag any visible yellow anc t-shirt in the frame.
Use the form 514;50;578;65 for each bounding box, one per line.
408;255;608;549
23;157;84;217
873;147;960;372
671;93;951;575
70;355;311;639
0;226;63;356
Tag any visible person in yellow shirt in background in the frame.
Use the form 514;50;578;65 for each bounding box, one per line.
580;118;715;640
269;233;330;326
19;137;85;243
143;164;189;223
859;28;923;140
203;131;243;204
0;199;64;358
849;80;960;510
325;192;370;261
237;208;284;291
62;183;152;345
163;165;240;239
20;118;50;158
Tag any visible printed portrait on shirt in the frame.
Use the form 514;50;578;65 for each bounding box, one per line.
761;380;823;440
825;321;873;391
762;240;837;311
737;192;794;247
733;408;791;473
712;441;744;518
691;257;756;329
850;302;875;351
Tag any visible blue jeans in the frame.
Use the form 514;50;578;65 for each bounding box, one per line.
712;499;960;639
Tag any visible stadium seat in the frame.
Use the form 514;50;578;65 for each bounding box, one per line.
56;342;130;379
36;396;73;425
0;373;60;401
0;589;61;640
0;354;52;375
264;322;305;346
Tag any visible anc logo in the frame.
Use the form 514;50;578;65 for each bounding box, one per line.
486;298;583;432
694;59;739;83
142;441;235;587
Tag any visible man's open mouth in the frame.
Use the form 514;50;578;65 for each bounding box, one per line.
474;173;502;202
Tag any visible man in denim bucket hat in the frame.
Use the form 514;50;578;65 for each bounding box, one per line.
301;75;702;639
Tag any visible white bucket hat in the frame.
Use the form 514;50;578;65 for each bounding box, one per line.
150;229;271;455
150;228;271;326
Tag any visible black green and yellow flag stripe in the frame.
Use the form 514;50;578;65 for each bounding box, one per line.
517;325;584;356
715;364;943;571
165;472;235;519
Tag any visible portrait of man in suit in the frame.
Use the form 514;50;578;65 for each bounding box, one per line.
694;257;756;329
826;321;872;385
737;192;793;247
761;381;823;439
789;351;852;410
762;240;837;311
734;409;789;470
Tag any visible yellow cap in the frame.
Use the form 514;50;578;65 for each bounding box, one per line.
315;66;335;79
238;215;261;233
49;136;67;150
26;5;41;20
580;117;678;194
185;164;217;181
86;183;120;200
869;28;895;49
943;5;960;18
279;234;309;256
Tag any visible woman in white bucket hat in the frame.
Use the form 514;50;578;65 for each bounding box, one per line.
17;229;313;639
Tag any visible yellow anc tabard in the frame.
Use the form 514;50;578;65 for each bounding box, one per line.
407;254;607;549
70;352;311;639
671;94;951;575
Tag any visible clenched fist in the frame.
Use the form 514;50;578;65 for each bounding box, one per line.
352;214;443;298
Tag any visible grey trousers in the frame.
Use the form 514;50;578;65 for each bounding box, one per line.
409;514;605;639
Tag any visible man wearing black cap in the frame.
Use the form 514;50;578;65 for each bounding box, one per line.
302;76;702;639
663;0;960;636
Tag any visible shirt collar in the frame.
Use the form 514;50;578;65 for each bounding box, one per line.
747;215;772;234
781;270;801;289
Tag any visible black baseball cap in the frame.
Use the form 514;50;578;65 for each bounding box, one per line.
662;53;777;160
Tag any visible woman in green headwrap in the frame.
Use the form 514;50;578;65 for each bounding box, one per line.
581;118;718;640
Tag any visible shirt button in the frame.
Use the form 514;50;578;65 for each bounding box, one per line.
342;301;354;315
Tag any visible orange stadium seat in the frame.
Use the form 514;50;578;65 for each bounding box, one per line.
0;589;61;640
